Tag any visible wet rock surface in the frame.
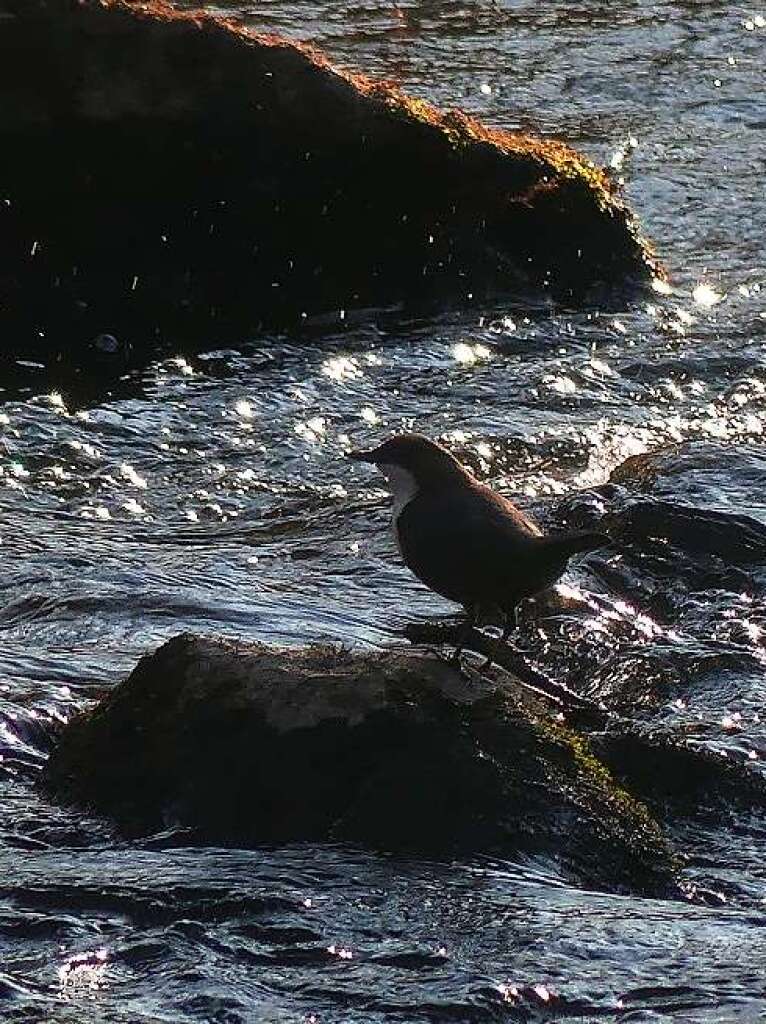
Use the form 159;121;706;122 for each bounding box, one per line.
555;440;766;609
43;633;677;896
535;441;766;765
1;0;658;385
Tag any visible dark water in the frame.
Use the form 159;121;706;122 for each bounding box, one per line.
3;2;766;1020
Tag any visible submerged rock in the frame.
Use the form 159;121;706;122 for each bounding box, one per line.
555;440;766;590
609;442;766;556
1;0;660;381
43;634;676;895
549;441;766;728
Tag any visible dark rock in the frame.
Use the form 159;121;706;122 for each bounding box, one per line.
1;0;660;383
601;445;766;608
607;498;766;567
592;728;766;812
555;441;766;586
403;620;766;815
42;633;677;895
610;441;766;524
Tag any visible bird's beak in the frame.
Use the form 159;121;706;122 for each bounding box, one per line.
347;448;378;463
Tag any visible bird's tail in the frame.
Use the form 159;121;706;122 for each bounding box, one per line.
540;530;611;561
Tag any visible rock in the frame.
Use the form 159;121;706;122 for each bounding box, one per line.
553;442;766;591
596;443;766;584
42;633;677;895
1;0;660;384
592;729;766;812
610;441;766;524
607;499;766;566
547;442;766;722
403;620;766;814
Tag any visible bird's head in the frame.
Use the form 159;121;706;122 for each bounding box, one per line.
348;434;471;502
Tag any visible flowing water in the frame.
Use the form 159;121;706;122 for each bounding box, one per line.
3;2;766;1020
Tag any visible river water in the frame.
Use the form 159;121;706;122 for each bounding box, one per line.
2;2;766;1020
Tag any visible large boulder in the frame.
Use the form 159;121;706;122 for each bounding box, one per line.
1;0;660;384
42;633;677;896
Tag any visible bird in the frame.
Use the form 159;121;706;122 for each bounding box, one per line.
348;433;609;663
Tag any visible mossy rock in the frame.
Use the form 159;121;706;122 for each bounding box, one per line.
43;634;677;896
1;0;659;383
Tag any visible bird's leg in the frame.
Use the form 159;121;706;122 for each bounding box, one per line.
502;605;521;642
482;605;518;671
451;606;477;664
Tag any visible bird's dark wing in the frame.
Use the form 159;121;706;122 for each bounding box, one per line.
396;487;548;608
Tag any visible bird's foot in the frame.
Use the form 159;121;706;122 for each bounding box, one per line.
449;651;467;674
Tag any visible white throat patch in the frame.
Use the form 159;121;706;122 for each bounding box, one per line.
379;463;419;520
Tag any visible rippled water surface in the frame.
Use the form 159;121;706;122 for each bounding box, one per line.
3;2;766;1020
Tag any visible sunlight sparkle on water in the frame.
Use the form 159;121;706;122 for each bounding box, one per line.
295;417;327;442
452;342;490;364
488;316;516;334
609;135;638;171
548;375;577;396
234;400;255;420
562;375;766;487
323;355;361;382
555;582;585;603
745;620;763;642
498;983;521;1003
46;391;66;410
453;342;474;364
120;463;148;489
574;422;653;486
589;358;613;376
607;600;665;639
692;282;723;307
172;357;194;376
327;945;353;960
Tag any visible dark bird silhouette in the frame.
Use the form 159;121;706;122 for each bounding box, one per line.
349;433;608;662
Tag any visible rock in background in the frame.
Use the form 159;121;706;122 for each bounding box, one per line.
1;0;660;381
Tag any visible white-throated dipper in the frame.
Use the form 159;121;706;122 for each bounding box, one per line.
349;434;608;661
